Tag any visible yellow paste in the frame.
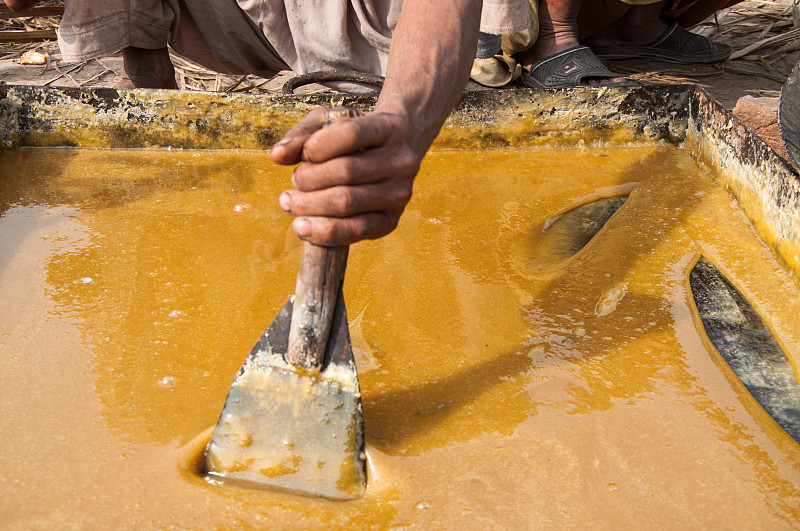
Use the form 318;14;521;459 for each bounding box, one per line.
0;144;799;529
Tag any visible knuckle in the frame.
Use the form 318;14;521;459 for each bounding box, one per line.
371;215;397;241
319;226;338;245
372;212;398;238
353;218;371;239
393;185;412;206
334;159;357;185
385;211;402;231
324;219;356;246
331;189;355;216
394;148;420;175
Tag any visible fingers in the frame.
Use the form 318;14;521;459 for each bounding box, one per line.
291;211;404;246
279;181;412;245
280;181;412;219
270;108;419;245
299;113;397;163
271;109;403;167
269;107;328;165
290;143;419;191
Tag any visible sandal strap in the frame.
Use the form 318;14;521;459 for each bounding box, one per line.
590;21;732;64
653;21;729;60
525;46;627;89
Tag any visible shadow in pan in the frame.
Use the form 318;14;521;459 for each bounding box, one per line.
541;193;800;444
364;190;800;454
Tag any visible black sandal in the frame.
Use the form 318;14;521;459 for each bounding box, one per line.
520;46;638;89
590;21;733;64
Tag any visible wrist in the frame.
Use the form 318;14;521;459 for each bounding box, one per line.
372;105;432;160
369;104;429;160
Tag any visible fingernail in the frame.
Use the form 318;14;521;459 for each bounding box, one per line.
279;191;291;212
269;138;291;157
301;147;312;162
293;218;312;238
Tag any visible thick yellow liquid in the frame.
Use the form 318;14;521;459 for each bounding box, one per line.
1;144;799;529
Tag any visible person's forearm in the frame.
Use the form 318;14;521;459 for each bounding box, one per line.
374;0;482;157
270;0;482;245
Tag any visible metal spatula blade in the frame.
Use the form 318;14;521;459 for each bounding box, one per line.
205;293;366;499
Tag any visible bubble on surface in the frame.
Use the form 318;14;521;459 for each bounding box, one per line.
157;375;176;388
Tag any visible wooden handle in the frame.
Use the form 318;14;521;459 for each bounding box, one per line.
286;243;348;368
285;106;362;369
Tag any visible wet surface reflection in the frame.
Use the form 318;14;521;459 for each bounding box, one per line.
1;145;799;527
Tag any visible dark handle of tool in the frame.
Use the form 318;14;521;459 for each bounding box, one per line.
286;106;363;369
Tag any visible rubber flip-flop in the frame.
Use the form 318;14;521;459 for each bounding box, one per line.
590;21;733;64
520;45;639;89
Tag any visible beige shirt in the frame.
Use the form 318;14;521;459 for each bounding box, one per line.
236;0;529;77
59;0;529;79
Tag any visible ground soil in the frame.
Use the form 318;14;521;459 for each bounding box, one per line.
1;0;798;142
2;36;795;110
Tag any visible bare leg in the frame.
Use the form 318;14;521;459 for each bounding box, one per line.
5;0;38;13
118;47;178;89
516;0;626;85
517;0;584;68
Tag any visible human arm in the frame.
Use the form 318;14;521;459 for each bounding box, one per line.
269;0;483;246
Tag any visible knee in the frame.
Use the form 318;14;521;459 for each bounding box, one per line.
5;0;39;13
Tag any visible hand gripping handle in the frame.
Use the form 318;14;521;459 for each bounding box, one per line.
285;106;362;369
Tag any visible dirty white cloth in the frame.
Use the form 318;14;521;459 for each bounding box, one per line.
58;0;287;77
469;0;734;87
57;0;530;80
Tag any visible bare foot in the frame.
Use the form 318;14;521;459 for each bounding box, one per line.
516;0;627;86
119;47;178;89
